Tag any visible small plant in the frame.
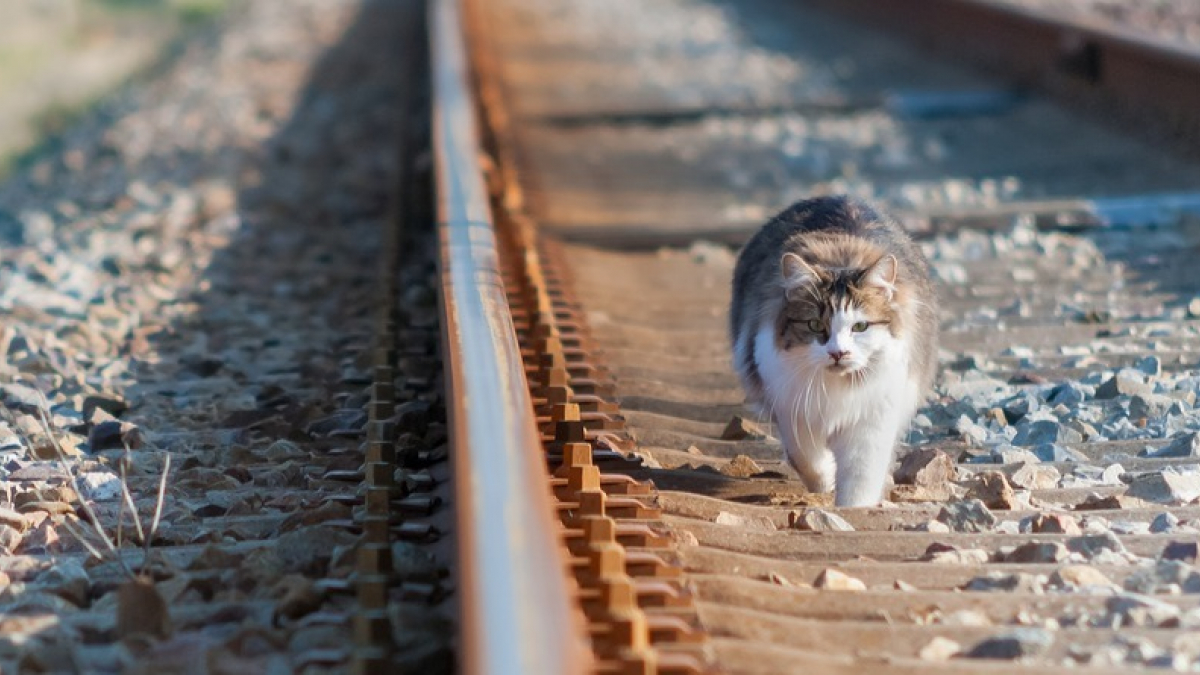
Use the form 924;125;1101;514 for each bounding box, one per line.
22;393;174;639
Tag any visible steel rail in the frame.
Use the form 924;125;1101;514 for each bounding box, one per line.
810;0;1200;143
429;0;592;673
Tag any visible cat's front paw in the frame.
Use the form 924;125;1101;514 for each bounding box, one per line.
792;454;836;495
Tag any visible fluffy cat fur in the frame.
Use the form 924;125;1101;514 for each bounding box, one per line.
730;196;938;506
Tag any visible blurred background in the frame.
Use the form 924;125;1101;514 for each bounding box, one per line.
0;0;226;175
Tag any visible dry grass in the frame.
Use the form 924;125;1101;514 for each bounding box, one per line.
6;393;173;581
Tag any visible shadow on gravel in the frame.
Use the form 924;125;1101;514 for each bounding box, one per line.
0;0;450;670
121;0;448;669
131;0;404;500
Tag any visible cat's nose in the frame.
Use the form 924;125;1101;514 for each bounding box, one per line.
828;350;849;363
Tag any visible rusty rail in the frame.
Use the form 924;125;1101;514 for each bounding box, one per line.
810;0;1200;145
429;0;592;673
459;0;714;671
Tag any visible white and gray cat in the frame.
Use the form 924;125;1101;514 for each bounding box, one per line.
730;196;938;507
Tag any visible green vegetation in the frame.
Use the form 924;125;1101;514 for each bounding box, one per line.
0;0;231;176
93;0;229;24
174;0;229;25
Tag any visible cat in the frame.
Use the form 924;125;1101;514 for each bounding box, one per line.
730;196;938;507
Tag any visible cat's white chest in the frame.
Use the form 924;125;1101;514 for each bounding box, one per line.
753;326;915;437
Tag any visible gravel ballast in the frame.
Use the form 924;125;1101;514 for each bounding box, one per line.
0;0;451;671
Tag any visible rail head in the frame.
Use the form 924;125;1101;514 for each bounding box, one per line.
428;1;591;674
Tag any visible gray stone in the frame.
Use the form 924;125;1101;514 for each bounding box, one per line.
81;395;128;420
393;400;432;435
1066;533;1127;559
964;628;1054;660
0;384;47;414
963;572;1044;593
1135;356;1163;377
1170;388;1198;404
1110;519;1150;535
305;409;368;437
926;401;978;426
1065;419;1100;441
1014;421;1082;447
1003;542;1069;563
1001;392;1039;424
1150;512;1180;534
992;448;1042;465
948;354;990;372
87;420;142;451
920;545;990;565
1096;370;1153;400
1126;471;1200;505
1009;463;1060;490
273;526;357;575
1163;542;1199;564
963;451;999;465
1023;513;1081;535
966;471;1017;510
813;568;866;591
954;416;989;445
39;560;90;606
720;416;770;441
721;455;764;478
1105;593;1182;627
1124;560;1200;595
1189;297;1200;319
86;420;121;451
942;373;1010;402
908;519;951;533
1032;443;1087;462
894;448;956;487
1049;565;1116;590
688;240;734;266
937;499;997;533
78;472;122;501
1165;414;1198;436
919;636;961;661
393;542;442;581
1142;432;1200;459
1131;393;1173;419
1100;464;1125;485
1048;383;1086;407
793;508;855;532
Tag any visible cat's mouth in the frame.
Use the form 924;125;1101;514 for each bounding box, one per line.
827;361;860;375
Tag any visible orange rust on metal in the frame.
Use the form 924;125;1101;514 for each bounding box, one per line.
429;0;592;674
461;0;711;671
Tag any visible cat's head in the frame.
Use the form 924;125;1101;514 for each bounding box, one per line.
775;249;901;378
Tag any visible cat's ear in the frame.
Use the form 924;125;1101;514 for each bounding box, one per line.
781;253;818;290
864;255;898;300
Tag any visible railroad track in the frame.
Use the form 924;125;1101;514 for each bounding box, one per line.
425;0;1200;673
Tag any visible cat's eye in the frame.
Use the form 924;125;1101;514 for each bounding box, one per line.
806;319;822;333
851;321;870;332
